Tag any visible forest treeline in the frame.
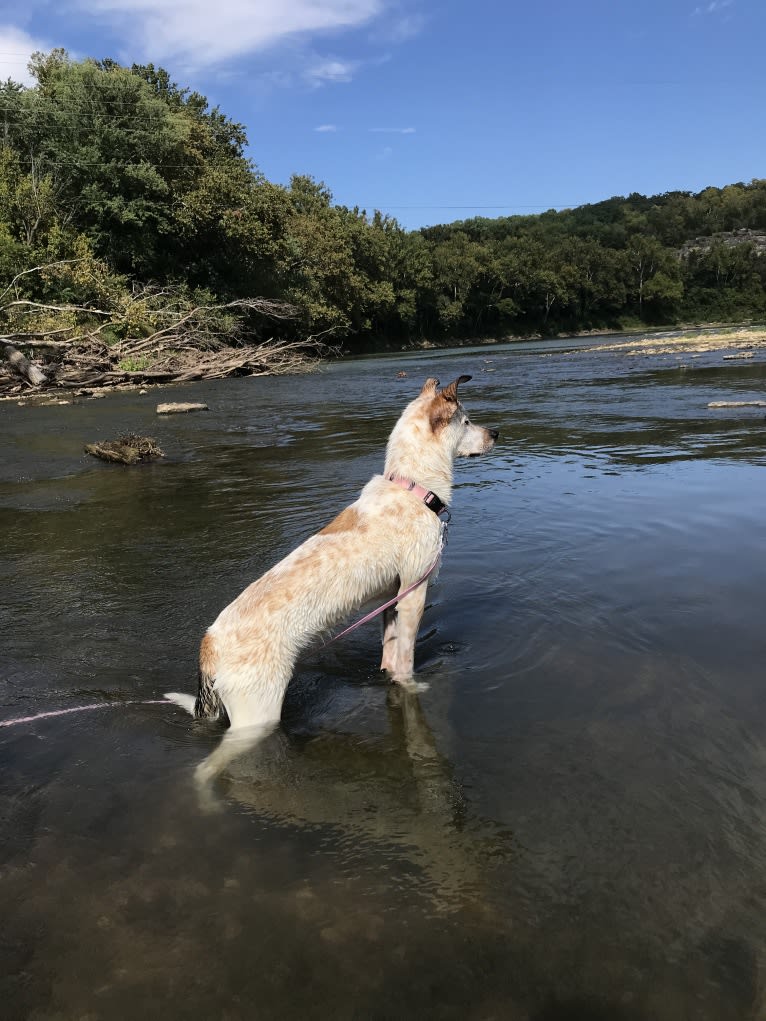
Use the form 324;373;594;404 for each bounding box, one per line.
2;50;766;361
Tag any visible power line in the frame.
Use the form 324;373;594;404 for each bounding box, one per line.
0;99;217;113
355;204;574;210
12;158;206;169
0;92;218;113
0;120;195;136
0;50;63;56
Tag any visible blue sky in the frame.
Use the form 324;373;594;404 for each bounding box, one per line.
1;0;764;230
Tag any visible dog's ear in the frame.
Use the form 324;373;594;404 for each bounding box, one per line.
420;377;440;396
440;374;472;404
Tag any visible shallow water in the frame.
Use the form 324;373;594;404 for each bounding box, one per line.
1;337;766;1020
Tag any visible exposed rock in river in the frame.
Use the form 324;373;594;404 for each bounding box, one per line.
84;434;165;464
707;400;766;408
156;402;209;414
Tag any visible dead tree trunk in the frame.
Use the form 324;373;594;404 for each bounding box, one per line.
2;340;47;386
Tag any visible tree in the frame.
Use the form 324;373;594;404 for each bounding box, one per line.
429;232;485;332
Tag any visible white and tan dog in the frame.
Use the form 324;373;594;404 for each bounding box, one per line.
166;375;497;779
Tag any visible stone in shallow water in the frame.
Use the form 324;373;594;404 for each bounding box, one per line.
708;400;766;408
156;402;209;414
84;434;165;464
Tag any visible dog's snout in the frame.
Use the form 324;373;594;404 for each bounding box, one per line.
489;429;500;441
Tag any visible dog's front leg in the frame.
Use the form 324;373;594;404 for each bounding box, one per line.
380;605;398;673
388;582;429;687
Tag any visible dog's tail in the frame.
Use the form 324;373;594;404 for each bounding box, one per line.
164;690;196;715
165;631;228;723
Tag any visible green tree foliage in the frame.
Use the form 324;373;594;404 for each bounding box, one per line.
1;51;765;352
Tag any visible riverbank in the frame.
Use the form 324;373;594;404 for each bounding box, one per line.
3;323;764;406
0;336;326;404
350;319;766;354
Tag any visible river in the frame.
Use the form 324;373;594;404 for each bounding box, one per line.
1;337;765;1020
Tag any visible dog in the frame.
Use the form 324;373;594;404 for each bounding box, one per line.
166;374;498;781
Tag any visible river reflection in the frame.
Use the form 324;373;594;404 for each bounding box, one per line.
1;336;766;1020
206;686;509;911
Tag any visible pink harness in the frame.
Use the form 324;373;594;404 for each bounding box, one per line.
386;473;450;519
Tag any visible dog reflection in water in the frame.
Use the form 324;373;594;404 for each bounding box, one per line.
215;686;505;910
166;375;498;783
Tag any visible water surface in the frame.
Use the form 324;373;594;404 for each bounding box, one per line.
2;338;766;1020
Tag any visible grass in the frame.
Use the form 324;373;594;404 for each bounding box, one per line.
116;355;152;372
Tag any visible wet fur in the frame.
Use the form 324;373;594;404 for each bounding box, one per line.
165;375;497;779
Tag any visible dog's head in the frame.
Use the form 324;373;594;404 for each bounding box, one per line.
419;375;499;457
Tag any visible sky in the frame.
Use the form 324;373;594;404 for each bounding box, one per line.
0;0;764;231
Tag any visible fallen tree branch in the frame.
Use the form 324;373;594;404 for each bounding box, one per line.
0;277;328;396
4;300;114;317
0;258;89;304
122;298;302;356
2;330;89;345
2;340;48;386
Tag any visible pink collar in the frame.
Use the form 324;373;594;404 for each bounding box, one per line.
386;473;449;518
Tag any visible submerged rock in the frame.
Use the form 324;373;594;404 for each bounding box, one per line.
84;434;165;465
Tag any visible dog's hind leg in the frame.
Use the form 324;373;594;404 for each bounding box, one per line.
195;721;279;787
195;667;290;786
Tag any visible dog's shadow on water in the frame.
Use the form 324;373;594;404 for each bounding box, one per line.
190;678;513;910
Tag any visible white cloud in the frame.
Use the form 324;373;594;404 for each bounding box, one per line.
0;24;53;86
369;126;415;133
304;57;356;85
314;123;338;132
692;0;733;13
78;0;384;66
376;13;425;43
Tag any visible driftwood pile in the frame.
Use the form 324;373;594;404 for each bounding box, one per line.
1;280;330;398
84;434;164;465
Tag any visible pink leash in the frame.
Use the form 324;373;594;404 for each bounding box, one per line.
323;530;446;647
0;700;169;730
1;558;445;729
